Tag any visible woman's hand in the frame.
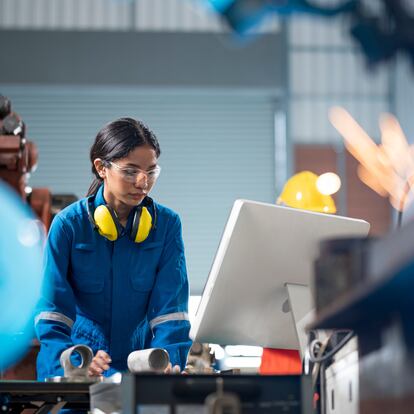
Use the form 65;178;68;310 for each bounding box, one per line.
163;362;181;374
88;350;112;377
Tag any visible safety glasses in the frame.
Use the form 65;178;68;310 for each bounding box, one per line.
108;161;161;184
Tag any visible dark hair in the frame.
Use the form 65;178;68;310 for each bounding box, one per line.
87;117;161;196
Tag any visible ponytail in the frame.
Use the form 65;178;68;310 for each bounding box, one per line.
86;177;103;197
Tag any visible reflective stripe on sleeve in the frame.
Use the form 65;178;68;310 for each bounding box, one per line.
149;312;189;330
34;311;74;329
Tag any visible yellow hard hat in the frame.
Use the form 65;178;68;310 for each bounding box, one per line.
277;171;337;214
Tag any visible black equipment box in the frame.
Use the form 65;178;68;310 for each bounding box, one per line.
122;375;312;414
102;374;314;414
312;219;414;414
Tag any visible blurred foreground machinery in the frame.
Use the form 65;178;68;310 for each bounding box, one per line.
0;94;52;232
0;94;53;380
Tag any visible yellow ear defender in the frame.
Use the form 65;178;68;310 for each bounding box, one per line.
87;196;156;243
131;205;153;243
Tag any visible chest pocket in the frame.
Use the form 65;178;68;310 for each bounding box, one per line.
130;241;163;292
71;243;104;293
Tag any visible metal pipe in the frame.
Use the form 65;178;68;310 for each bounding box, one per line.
127;348;170;373
60;344;93;378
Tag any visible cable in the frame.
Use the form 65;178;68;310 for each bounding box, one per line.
310;336;329;389
309;330;354;391
309;330;354;364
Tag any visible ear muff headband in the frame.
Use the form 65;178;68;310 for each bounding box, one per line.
87;195;156;243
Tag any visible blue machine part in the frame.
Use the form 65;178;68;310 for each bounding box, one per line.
0;181;44;371
205;0;356;36
207;0;235;12
204;0;414;67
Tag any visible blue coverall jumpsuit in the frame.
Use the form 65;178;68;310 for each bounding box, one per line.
35;185;192;380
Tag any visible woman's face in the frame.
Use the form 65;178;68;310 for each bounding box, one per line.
99;145;159;207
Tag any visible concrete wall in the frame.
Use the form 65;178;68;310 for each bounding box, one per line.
0;30;285;88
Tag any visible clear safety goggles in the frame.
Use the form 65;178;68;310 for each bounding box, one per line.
108;161;161;184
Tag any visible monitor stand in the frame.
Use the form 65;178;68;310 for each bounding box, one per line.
285;283;315;360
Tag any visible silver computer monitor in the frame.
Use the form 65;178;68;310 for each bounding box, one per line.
190;200;370;353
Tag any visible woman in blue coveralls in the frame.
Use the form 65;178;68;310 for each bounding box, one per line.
35;117;192;379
